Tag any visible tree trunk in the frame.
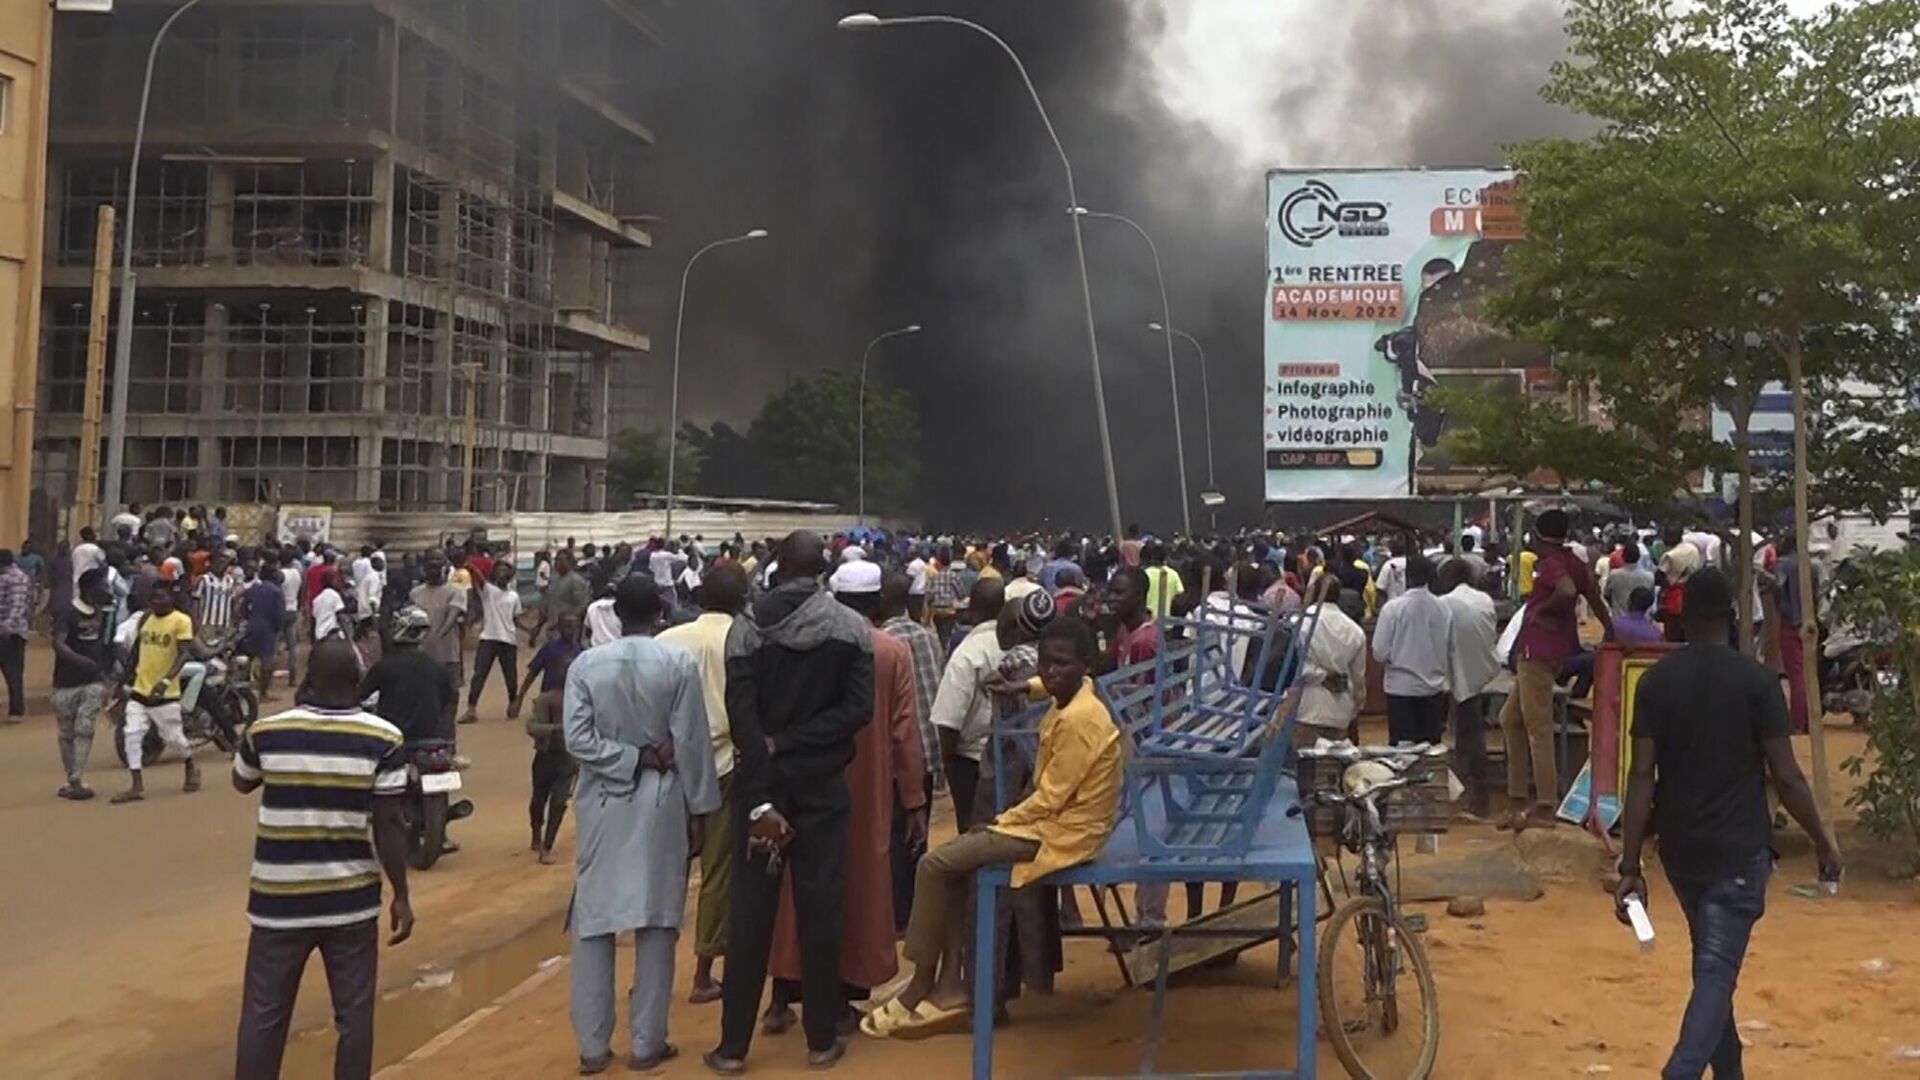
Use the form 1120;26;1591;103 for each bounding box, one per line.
1731;374;1757;656
1785;333;1832;815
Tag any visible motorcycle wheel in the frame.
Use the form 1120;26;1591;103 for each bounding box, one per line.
409;795;448;871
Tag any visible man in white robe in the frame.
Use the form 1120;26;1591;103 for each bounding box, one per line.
564;576;719;1072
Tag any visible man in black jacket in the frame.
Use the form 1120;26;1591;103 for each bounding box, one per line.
706;532;874;1074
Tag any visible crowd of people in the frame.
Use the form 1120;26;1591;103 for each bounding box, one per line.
7;502;1853;1077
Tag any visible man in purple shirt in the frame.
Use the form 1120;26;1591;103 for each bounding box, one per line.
1610;587;1665;647
1500;510;1612;831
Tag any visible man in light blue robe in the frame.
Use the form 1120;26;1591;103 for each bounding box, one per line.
564;576;720;1072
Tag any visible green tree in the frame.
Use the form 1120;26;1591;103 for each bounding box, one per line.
606;428;700;505
1442;0;1920;809
748;370;921;517
1832;547;1920;865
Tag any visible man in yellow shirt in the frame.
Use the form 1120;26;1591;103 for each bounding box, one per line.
860;617;1124;1038
1142;541;1184;620
654;563;747;1005
112;585;206;803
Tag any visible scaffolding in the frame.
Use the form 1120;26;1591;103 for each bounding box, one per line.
35;0;647;520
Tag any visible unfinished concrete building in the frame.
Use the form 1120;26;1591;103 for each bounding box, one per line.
33;0;658;515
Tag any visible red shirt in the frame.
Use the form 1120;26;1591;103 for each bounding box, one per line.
1111;618;1162;669
305;562;333;609
468;553;494;586
1516;545;1595;663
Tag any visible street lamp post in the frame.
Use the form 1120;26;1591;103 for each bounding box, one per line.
857;324;921;524
666;228;767;536
102;0;209;516
1151;322;1217;531
839;11;1124;540
1076;208;1188;535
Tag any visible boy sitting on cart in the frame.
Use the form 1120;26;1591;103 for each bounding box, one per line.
862;617;1126;1038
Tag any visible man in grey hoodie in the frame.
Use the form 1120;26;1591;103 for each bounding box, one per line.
707;532;875;1074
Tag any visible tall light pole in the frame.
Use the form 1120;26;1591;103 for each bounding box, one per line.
838;11;1123;539
857;324;921;524
103;0;209;515
1075;207;1188;535
666;228;767;536
1151;322;1217;531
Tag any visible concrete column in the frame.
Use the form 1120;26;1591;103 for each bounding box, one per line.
525;451;548;511
354;427;382;506
206;164;235;265
377;14;400;134
200;302;229;419
360;302;389;414
194;302;229;502
368;153;394;273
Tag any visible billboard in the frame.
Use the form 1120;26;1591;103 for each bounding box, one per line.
1265;168;1526;501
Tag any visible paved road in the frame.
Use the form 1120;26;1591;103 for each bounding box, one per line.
0;641;574;1079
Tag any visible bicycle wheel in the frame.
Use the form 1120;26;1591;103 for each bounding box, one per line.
1317;895;1440;1079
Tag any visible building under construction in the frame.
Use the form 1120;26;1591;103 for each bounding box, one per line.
33;0;659;518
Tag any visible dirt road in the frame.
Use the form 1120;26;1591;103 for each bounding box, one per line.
385;780;1920;1079
0;642;576;1080
6;632;1917;1078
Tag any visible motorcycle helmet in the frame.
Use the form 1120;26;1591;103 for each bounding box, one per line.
389;605;431;645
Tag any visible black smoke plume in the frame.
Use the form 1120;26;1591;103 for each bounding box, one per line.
628;0;1580;532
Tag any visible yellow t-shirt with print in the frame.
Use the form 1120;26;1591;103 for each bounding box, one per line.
132;610;195;701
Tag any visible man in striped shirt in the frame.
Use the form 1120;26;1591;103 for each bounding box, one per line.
231;639;414;1080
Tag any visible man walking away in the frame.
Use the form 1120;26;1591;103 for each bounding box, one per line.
517;613;582;864
113;585;205;803
238;567;286;702
656;562;749;1005
232;640;414;1080
410;549;468;708
0;549;31;721
464;561;524;724
1436;560;1498;817
1373;554;1453;746
708;532;874;1074
926;546;962;642
52;568;116;799
1615;568;1840;1080
1374;537;1410;604
1500;509;1611;830
278;551;303;690
1605;541;1655;617
566;576;719;1074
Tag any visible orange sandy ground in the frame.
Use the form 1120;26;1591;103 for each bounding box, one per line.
385;731;1920;1080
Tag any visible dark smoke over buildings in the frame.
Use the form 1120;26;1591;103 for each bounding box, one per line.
626;0;1582;531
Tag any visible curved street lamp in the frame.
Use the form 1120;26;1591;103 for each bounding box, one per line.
666;228;767;535
104;0;210;515
857;324;922;523
1150;322;1217;530
838;11;1123;539
1076;207;1188;535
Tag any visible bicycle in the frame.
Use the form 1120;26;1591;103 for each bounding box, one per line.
1301;742;1444;1079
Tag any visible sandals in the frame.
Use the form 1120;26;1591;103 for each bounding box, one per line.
858;997;967;1040
628;1043;679;1073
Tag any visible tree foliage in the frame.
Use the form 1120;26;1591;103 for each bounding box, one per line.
1832;547;1920;861
1443;0;1920;520
606;428;699;503
749;370;921;515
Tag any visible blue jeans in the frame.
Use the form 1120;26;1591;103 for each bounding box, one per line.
1662;849;1772;1079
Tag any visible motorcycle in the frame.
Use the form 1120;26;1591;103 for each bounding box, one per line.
113;636;261;766
403;738;474;870
1819;640;1884;727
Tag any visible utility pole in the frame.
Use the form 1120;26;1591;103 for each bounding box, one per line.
76;205;116;532
460;364;480;513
